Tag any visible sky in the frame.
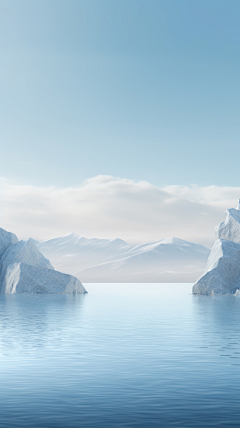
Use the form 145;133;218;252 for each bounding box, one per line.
0;0;240;243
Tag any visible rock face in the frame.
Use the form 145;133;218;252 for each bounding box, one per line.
193;205;240;295
0;228;87;294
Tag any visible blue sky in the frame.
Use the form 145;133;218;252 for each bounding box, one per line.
0;0;239;187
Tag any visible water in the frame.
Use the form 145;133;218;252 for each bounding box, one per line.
1;284;240;427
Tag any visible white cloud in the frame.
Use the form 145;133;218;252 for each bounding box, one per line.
0;175;239;246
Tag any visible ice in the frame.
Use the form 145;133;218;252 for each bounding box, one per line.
192;239;240;295
0;228;86;294
1;262;86;294
0;228;18;259
193;203;240;295
1;239;54;275
216;208;240;244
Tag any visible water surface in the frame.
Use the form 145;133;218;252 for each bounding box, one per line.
1;284;240;427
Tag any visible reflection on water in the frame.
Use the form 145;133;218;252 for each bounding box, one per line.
193;294;240;366
0;294;86;353
1;284;240;427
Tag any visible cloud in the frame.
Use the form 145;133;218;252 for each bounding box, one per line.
0;175;239;246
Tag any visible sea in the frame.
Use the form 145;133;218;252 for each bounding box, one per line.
1;283;240;428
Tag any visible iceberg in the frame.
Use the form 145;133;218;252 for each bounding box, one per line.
193;203;240;295
0;228;87;294
0;228;18;259
216;207;240;244
1;239;54;274
1;262;85;294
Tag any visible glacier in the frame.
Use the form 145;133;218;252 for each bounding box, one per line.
0;228;87;294
193;201;240;295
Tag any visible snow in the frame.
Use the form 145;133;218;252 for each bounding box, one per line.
36;234;210;283
36;235;131;274
193;205;240;295
0;228;86;294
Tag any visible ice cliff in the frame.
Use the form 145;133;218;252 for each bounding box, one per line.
193;201;240;295
0;228;87;294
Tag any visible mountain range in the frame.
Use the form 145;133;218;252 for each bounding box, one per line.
36;234;210;283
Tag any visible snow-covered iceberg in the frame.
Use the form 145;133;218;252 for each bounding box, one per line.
0;228;87;294
193;202;240;295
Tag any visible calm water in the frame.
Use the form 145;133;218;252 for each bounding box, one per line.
1;284;240;427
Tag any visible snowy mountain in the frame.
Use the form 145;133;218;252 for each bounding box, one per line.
36;234;130;273
36;235;210;283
